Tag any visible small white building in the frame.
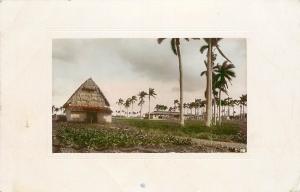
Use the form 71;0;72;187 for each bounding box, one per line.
147;111;180;120
63;78;112;123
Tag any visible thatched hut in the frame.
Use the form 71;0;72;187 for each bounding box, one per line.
63;78;112;123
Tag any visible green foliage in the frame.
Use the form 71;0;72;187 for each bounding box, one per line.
114;119;245;143
57;123;192;150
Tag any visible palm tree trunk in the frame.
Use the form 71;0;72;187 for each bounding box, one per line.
206;39;213;127
243;105;245;120
227;102;230;119
148;94;151;120
213;98;216;125
218;90;222;125
175;39;184;126
140;104;143;118
240;105;242;120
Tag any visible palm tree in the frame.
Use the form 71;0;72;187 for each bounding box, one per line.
239;100;242;119
232;99;239;119
225;97;232;119
195;99;202;117
129;95;137;117
147;88;157;119
200;100;206;119
201;64;219;125
183;103;188;115
191;102;197;116
52;105;56;115
54;107;59;114
199;38;232;127
124;98;131;117
116;98;124;116
138;91;148;118
59;106;65;114
240;94;247;120
158;38;189;126
214;61;236;125
187;103;193;114
138;99;145;118
174;99;179;112
212;97;217;124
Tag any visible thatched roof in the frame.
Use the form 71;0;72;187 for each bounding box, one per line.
63;78;111;113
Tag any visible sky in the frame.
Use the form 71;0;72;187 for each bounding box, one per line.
52;38;246;115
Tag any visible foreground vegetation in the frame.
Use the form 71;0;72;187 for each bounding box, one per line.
53;119;246;153
55;122;191;152
113;119;246;143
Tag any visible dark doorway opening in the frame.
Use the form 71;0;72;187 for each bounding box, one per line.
87;112;97;123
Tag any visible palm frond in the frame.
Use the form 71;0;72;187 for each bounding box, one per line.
200;70;206;76
157;38;166;44
204;60;209;69
200;45;209;54
203;38;210;44
170;39;177;55
216;45;231;62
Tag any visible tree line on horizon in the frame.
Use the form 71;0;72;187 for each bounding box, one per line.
115;93;247;122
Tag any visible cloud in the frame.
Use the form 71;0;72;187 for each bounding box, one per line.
52;38;246;108
115;39;206;92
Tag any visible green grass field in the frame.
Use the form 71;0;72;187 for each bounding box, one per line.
53;118;246;153
113;118;246;143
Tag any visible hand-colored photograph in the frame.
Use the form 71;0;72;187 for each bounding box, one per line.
52;38;247;153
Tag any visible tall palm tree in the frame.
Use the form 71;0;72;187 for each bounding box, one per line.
138;91;148;118
138;99;145;118
225;97;232;119
124;98;131;118
129;96;137;117
201;62;218;125
199;38;231;127
174;99;179;112
116;98;124;116
214;61;236;125
200;100;206;119
240;94;247;120
158;38;189;126
239;100;242;119
183;103;188;115
232;99;239;119
147;88;157;119
187;103;193;114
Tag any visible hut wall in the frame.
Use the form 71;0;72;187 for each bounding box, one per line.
97;112;112;123
66;109;87;122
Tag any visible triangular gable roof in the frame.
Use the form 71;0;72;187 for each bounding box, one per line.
63;78;110;109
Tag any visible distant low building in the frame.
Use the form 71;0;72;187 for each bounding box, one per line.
146;111;203;120
146;111;179;120
63;78;112;123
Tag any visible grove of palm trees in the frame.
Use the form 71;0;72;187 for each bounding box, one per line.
53;38;247;153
